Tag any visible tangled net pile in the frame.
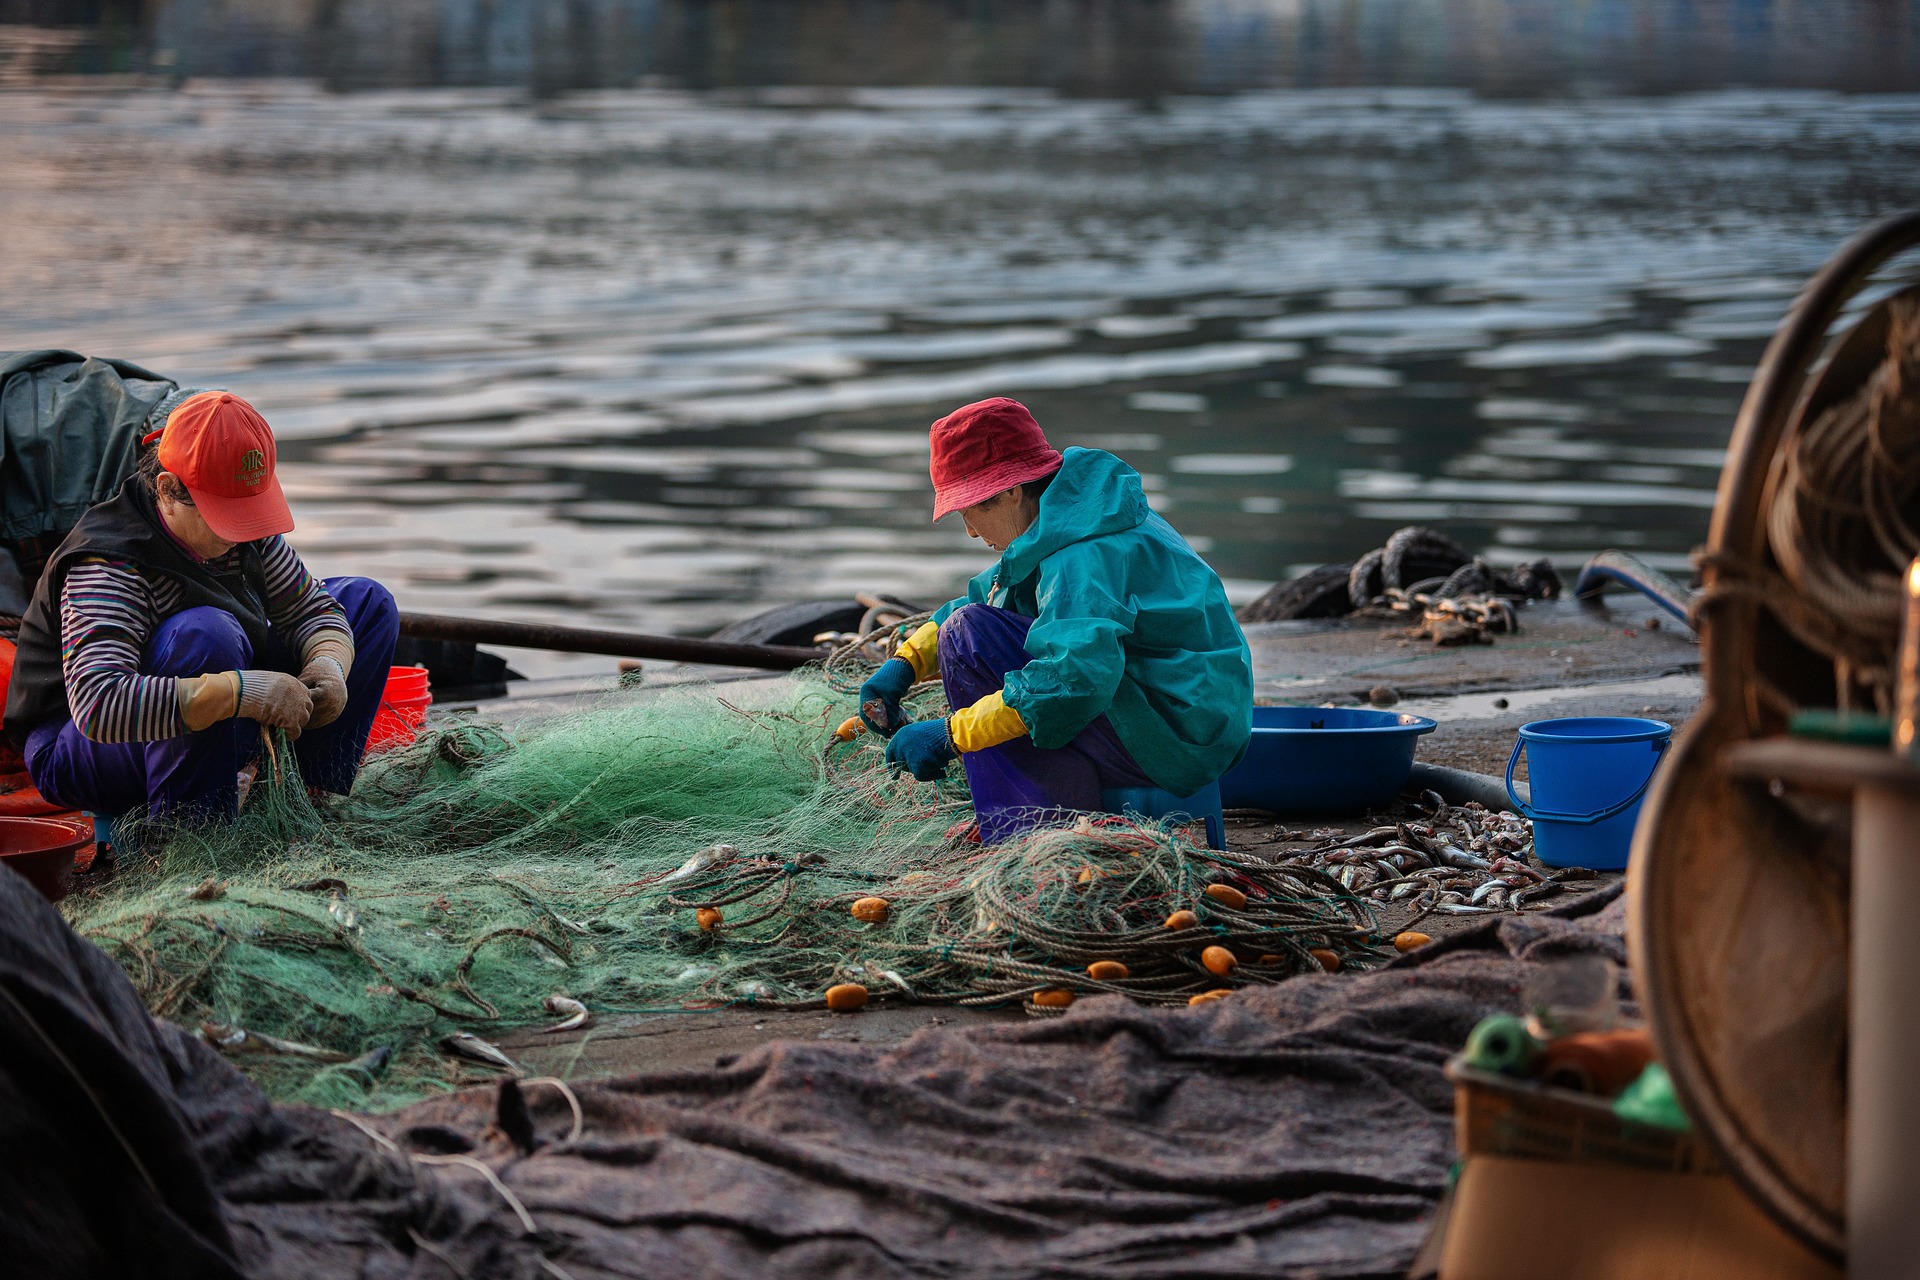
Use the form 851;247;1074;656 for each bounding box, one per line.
65;672;1384;1111
1750;288;1920;709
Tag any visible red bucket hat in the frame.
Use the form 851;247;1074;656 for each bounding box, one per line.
152;392;295;543
928;398;1063;521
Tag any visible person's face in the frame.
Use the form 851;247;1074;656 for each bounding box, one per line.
960;486;1039;552
155;472;237;559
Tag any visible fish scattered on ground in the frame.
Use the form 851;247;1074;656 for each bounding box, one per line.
661;844;738;885
538;995;591;1033
1272;797;1595;919
327;890;359;931
200;1022;350;1062
441;1032;517;1071
342;1044;392;1077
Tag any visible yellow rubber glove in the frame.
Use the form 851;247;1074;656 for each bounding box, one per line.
948;690;1029;753
177;671;241;732
895;620;941;683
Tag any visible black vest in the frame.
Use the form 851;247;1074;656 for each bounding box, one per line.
6;476;273;748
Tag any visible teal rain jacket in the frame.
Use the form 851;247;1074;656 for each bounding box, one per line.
932;447;1252;796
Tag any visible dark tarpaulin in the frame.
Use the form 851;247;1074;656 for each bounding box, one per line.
0;864;1626;1279
0;350;176;544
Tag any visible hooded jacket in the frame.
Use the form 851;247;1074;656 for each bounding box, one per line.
932;447;1251;795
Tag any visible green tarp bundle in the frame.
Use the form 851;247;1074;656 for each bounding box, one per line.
0;350;177;543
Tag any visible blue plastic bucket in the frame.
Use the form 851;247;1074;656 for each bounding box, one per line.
1219;706;1438;815
1505;717;1672;870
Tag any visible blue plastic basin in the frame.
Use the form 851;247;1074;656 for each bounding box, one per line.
1218;705;1438;814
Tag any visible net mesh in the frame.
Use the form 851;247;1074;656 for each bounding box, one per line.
65;673;1383;1111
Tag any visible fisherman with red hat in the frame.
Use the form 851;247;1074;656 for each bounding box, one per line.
5;390;398;826
859;397;1251;843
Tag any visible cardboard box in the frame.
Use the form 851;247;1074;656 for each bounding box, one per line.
1431;1155;1841;1280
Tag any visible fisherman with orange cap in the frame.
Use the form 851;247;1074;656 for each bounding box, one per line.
859;397;1251;843
4;390;398;826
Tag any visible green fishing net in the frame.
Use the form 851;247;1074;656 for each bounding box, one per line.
63;672;1382;1111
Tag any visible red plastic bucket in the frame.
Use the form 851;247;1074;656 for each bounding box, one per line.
366;667;433;755
0;814;95;903
385;666;430;701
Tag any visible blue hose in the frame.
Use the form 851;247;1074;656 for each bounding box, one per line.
1572;550;1695;628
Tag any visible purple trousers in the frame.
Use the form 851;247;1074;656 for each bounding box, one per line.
26;576;399;824
940;604;1151;844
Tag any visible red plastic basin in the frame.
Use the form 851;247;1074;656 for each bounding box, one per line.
0;814;96;904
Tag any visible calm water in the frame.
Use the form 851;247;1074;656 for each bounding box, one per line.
3;74;1920;672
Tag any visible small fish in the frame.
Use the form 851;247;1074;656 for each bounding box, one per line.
327;890;359;931
292;877;349;893
1432;902;1496;915
865;964;913;995
1436;844;1492;872
200;1022;349;1062
661;843;738;885
860;697;906;735
186;877;225;901
1488;857;1543;883
539;995;591;1033
441;1032;517;1071
342;1044;392;1077
201;1023;246;1051
1515;881;1566;907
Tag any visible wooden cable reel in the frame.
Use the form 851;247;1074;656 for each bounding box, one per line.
1629;209;1920;1261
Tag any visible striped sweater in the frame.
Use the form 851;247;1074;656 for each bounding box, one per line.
60;536;351;742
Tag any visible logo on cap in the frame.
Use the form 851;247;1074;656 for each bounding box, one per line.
236;448;267;488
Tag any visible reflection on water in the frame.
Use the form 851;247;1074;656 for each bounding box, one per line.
17;0;1920;95
2;80;1920;672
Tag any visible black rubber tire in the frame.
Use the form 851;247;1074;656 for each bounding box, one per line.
1238;563;1353;622
708;599;867;648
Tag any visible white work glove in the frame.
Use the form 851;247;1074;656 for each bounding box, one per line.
237;669;313;739
299;655;349;730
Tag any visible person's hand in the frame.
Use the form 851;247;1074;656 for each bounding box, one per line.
300;655;349;729
858;657;917;737
237;669;313;739
885;717;957;782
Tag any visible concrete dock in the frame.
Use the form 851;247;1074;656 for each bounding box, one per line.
480;592;1699;1082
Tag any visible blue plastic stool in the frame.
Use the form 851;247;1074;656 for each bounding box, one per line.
1099;781;1226;850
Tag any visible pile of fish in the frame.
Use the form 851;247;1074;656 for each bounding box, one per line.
1272;792;1597;916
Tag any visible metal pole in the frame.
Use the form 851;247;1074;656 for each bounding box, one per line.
395;611;822;671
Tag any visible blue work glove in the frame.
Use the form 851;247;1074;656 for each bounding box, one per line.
886;717;957;782
859;657;917;737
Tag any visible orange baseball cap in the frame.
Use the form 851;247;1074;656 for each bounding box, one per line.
153;392;295;543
